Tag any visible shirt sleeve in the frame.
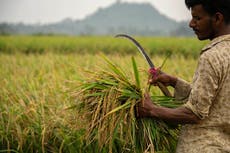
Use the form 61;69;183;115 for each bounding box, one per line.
174;78;191;102
184;53;218;119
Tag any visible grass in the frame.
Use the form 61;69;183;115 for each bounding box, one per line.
0;35;200;152
74;55;183;153
0;53;85;152
0;53;196;152
0;35;208;57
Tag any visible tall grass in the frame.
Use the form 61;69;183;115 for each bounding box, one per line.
0;35;208;57
0;35;198;152
74;55;183;153
0;53;86;152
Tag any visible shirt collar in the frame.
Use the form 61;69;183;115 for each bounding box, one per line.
201;34;230;54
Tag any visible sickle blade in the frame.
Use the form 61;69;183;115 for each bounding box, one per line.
115;34;155;68
115;34;172;97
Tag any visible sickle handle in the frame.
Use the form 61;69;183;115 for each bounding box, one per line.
156;82;172;97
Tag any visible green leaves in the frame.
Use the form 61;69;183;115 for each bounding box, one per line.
76;55;181;153
132;56;140;89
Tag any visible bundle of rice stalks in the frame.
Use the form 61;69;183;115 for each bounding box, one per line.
74;56;182;153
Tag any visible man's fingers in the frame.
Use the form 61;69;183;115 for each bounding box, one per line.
148;78;158;86
136;101;146;118
144;93;151;100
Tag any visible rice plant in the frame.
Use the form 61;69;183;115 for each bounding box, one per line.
0;35;207;57
74;55;182;153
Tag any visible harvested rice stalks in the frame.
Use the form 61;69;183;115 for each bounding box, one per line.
74;55;182;153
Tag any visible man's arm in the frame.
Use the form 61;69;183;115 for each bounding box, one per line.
149;105;200;124
138;93;200;124
149;72;192;102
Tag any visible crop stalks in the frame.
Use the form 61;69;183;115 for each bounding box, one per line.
74;55;182;153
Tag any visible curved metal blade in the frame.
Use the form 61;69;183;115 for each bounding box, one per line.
115;34;155;68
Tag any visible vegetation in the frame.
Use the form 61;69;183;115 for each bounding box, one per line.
0;35;201;152
0;35;207;57
75;56;183;153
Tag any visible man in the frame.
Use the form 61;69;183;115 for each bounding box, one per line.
137;0;230;152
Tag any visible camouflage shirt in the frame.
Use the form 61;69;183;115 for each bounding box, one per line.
174;34;230;153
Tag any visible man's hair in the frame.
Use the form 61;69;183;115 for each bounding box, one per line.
185;0;230;24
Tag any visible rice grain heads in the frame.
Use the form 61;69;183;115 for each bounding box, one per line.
73;55;182;153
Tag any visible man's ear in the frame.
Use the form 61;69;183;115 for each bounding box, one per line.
212;12;225;26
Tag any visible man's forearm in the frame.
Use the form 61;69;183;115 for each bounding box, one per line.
150;106;200;124
169;76;178;88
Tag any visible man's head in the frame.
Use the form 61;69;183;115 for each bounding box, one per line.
185;0;230;40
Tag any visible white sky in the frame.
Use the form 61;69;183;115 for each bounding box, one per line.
0;0;191;24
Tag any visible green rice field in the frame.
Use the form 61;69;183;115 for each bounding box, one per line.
0;35;208;153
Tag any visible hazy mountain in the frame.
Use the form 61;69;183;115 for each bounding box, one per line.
0;2;193;36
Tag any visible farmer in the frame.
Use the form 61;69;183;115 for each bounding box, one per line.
137;0;230;152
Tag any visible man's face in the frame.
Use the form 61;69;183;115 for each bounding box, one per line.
189;4;215;40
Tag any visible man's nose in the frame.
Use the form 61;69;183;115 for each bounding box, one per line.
189;19;195;28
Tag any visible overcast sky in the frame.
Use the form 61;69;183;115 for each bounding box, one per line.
0;0;191;24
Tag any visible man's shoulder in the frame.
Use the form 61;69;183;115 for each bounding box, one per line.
201;34;230;56
198;36;230;75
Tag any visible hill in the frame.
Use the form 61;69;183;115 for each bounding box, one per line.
0;2;193;36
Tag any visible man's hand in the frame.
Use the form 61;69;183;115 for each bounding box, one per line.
149;71;178;88
137;92;201;124
137;93;157;118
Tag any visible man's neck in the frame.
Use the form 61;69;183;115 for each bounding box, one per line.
218;24;230;36
210;24;230;40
